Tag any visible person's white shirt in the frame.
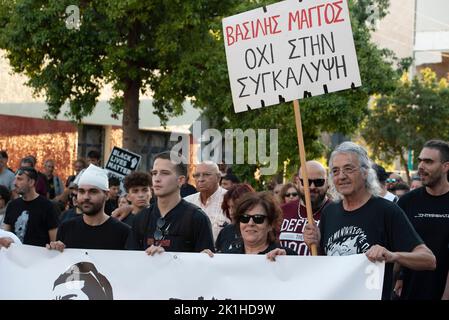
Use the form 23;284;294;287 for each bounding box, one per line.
0;229;22;245
383;191;398;203
184;186;229;242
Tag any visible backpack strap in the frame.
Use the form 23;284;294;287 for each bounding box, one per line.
137;204;154;249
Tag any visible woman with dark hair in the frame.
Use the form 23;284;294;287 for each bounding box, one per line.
205;192;296;260
215;183;255;252
279;183;299;205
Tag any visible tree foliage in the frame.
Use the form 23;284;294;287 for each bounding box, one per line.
361;68;449;181
0;0;239;151
0;0;398;183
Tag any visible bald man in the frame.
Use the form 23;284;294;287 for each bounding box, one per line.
279;160;331;255
184;161;229;242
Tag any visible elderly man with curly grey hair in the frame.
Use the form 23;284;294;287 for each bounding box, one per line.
304;141;436;300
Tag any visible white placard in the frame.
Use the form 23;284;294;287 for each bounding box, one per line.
223;0;361;113
0;245;384;300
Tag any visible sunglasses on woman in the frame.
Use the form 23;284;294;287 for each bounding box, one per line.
239;214;267;224
285;192;298;197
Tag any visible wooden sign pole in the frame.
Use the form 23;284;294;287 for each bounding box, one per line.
293;99;318;256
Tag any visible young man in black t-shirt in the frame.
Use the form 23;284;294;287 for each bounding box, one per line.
304;142;436;300
47;164;130;251
127;152;214;254
397;140;449;300
104;176;120;215
3;167;58;246
121;172;152;227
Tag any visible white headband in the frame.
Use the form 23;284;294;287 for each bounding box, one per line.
77;164;109;191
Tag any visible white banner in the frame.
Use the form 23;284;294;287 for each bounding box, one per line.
0;245;384;300
223;0;361;113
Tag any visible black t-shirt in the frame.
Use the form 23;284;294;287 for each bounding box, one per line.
126;199;214;252
223;242;297;255
104;198;118;216
59;208;81;224
319;196;423;300
4;195;59;246
57;216;130;250
215;223;242;253
46;177;55;199
122;213;136;228
180;183;197;198
65;175;75;188
397;187;449;300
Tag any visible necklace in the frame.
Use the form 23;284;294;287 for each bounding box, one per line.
297;198;327;220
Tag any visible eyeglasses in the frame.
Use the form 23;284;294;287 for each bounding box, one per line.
285;192;299;198
239;214;267;224
192;172;215;179
299;178;326;187
153;217;170;242
331;166;359;176
386;178;397;183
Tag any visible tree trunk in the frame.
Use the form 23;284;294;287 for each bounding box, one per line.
122;22;141;154
122;79;140;154
398;149;411;185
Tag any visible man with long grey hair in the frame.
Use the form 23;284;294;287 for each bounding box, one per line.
304;141;436;300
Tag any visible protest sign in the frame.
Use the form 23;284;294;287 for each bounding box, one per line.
0;245;384;300
223;0;361;113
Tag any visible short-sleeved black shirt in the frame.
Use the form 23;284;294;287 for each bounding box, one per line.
4;195;59;246
397;187;449;300
126;199;214;252
57;215;130;250
319;196;423;300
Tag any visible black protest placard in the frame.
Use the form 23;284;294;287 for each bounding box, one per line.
105;146;141;178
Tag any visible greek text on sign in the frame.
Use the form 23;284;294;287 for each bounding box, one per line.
223;0;361;113
105;146;141;177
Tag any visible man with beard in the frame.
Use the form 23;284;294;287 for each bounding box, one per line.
279;161;331;255
3;167;58;246
46;164;130;251
396;140;449;300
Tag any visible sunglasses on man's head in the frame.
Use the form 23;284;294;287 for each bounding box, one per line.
239;214;267;224
299;178;326;187
15;167;37;180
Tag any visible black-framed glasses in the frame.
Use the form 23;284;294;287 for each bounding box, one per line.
153;217;169;242
285;192;299;197
299;178;326;187
239;214;267;224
